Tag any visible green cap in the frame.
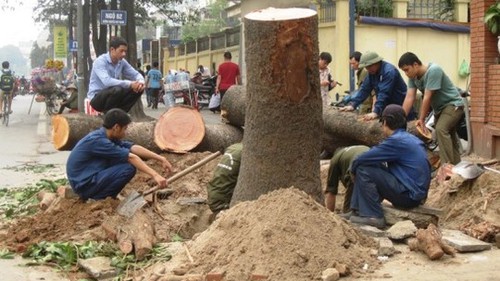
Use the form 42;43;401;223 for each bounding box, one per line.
359;52;383;68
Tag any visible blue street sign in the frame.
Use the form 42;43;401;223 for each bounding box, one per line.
69;40;78;52
100;10;127;26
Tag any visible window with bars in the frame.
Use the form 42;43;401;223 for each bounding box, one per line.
407;0;455;21
318;0;337;23
356;0;393;18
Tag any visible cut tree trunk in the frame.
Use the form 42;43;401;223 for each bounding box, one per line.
154;106;205;153
128;211;156;260
193;123;244;152
231;8;323;206
221;85;246;127
51;114;160;152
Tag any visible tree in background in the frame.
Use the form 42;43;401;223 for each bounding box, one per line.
181;0;229;42
0;45;28;76
30;42;51;69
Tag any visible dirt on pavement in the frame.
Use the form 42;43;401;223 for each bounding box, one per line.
0;152;499;280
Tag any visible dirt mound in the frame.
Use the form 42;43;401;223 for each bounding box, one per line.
0;151;219;251
180;188;378;281
426;156;500;242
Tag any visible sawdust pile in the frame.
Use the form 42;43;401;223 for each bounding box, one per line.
181;188;378;281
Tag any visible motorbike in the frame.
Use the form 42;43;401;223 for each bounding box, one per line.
194;75;217;110
44;83;68;115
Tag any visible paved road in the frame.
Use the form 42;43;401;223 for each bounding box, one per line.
0;94;221;188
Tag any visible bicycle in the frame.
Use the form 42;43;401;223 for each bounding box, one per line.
2;91;11;126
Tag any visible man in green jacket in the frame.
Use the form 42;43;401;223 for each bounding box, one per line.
207;143;242;214
325;145;370;214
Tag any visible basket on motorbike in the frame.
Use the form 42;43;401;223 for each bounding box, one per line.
32;77;58;98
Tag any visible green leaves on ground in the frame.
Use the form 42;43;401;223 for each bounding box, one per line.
23;241;172;273
0;249;15;259
4;163;56;174
0;178;68;219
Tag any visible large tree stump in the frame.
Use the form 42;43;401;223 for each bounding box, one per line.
221;85;246;127
193;123;244;152
231;8;322;206
154;106;205;153
408;223;456;260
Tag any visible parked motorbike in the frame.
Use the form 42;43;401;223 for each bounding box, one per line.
194;75;217;110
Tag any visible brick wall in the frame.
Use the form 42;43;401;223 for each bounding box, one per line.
470;0;500;158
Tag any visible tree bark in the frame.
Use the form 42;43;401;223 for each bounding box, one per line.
221;85;246;127
231;8;322;206
193;123;244;153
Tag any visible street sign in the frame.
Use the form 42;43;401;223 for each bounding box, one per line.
100;10;127;26
69;40;78;52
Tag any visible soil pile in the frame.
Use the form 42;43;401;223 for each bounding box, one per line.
0;152;218;250
426;158;500;242
182;188;378;281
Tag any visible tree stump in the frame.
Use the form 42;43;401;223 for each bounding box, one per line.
408;223;456;260
154;106;205;153
231;7;323;206
193;123;244;152
221;85;246;127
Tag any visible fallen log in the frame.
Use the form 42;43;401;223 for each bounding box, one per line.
51;107;207;153
221;85;246;127
193;123;244;152
220;85;427;149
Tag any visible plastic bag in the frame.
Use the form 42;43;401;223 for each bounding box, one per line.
458;59;470;78
209;93;221;111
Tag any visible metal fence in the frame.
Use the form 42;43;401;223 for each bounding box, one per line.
407;0;455;21
318;0;337;23
355;0;393;18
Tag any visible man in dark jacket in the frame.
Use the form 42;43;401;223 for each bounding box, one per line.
348;104;431;228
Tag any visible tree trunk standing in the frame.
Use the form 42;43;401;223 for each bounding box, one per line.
221;85;246;127
231;8;323;206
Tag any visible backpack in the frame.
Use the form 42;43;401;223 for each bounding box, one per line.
0;71;14;92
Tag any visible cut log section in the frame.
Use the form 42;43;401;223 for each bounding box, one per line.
193;123;244;152
221;85;246;127
52;114;102;151
154;106;206;153
51;114;161;152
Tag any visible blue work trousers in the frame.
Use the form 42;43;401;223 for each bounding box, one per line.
350;164;421;218
77;163;136;200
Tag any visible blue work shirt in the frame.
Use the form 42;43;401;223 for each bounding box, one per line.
351;129;431;201
350;61;409;117
66;128;133;192
87;53;144;100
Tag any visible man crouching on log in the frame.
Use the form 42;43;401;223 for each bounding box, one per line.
66;109;173;200
347;105;431;228
88;37;145;113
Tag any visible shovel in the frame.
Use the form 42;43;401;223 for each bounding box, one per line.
451;160;500;180
117;151;221;217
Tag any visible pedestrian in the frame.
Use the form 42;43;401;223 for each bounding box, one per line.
215;51;241;102
347;104;431;228
0;61;15;116
88;37;145;113
319;52;338;107
58;83;79;114
398;52;464;165
66;108;173;201
207;143;242;215
145;62;163;109
340;51;414;121
324;145;370;214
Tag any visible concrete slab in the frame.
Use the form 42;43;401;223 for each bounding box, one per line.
442;229;492;252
